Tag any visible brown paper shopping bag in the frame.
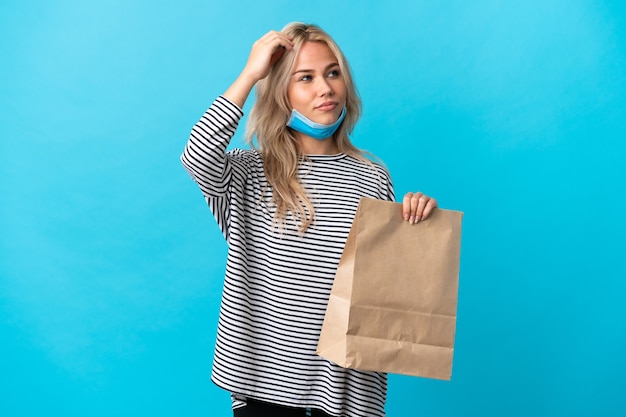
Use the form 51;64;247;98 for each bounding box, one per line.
317;197;463;380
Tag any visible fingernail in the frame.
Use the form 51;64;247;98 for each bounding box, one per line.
404;214;409;221
409;216;415;224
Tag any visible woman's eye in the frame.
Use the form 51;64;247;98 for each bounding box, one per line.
328;70;340;78
299;75;312;82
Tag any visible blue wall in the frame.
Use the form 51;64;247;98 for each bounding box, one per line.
1;1;625;416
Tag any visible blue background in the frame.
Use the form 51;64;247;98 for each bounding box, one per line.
2;1;625;416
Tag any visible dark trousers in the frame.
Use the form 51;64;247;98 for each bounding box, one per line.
233;398;333;417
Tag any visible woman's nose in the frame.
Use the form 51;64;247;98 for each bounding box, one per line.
317;78;333;96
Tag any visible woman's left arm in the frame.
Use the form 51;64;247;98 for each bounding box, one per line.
402;192;438;224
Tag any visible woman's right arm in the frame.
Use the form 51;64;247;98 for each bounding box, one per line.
180;30;293;198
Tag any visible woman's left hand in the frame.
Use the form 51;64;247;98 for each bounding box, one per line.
402;192;437;224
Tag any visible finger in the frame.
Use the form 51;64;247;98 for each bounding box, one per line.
411;192;426;223
262;31;293;50
408;192;423;224
269;46;285;66
263;33;293;65
416;195;430;223
402;193;414;222
421;198;438;220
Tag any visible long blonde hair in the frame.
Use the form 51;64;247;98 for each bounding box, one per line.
246;22;364;231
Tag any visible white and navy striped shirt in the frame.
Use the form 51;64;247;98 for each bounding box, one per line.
181;96;394;417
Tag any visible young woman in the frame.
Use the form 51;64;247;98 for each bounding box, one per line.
181;22;437;417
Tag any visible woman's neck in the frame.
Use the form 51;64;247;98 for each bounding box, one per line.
296;133;340;155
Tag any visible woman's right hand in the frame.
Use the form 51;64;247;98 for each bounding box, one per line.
223;30;293;108
241;30;294;83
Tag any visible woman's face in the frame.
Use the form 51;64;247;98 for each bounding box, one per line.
287;41;347;126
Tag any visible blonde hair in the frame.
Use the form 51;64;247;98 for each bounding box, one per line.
246;22;365;231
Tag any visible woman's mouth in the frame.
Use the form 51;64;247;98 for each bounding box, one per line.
316;101;338;112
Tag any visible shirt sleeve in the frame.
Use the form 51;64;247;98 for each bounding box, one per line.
181;96;247;240
180;95;245;198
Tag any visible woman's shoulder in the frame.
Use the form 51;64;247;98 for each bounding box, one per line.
343;153;390;176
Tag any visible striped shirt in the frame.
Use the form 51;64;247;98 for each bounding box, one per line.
181;96;394;417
